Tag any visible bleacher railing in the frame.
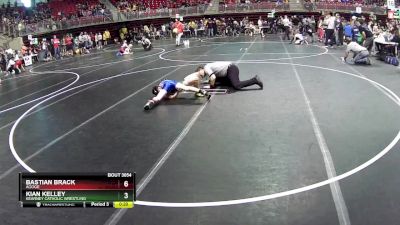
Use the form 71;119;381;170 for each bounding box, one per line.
0;15;112;38
218;2;290;12
122;5;208;20
0;5;209;37
311;2;387;14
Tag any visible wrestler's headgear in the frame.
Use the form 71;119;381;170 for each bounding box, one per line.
152;86;159;95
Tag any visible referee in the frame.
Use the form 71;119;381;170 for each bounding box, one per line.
196;62;263;90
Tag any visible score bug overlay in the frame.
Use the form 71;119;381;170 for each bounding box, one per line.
19;172;136;208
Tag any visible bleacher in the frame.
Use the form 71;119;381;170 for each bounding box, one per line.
47;0;103;18
311;0;387;14
110;0;210;10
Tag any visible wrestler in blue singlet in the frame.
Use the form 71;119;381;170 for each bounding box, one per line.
160;80;178;93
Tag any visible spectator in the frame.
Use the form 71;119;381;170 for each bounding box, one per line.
173;18;184;46
325;12;336;48
317;16;325;42
258;16;263;36
282;15;291;40
103;29;111;46
60;35;66;57
52;35;61;60
65;34;74;56
291;15;300;35
41;39;49;61
97;32;103;49
336;14;344;46
359;20;375;52
78;32;85;54
189;20;197;37
207;19;214;37
352;20;361;43
161;23;167;38
344;21;353;40
214;18;219;36
0;50;7;78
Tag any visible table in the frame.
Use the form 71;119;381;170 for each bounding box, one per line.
374;40;398;59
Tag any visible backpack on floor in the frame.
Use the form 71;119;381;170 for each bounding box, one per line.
391;57;399;66
385;56;399;66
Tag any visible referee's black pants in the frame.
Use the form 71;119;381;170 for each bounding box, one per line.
325;29;335;46
216;64;258;90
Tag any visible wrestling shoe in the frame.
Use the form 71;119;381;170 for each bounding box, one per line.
144;100;155;110
198;89;211;100
195;92;205;97
255;75;263;89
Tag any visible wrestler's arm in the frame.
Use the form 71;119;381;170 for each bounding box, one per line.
343;51;349;61
204;65;216;87
343;47;350;61
183;72;201;88
175;82;200;92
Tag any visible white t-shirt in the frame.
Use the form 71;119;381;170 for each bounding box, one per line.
327;16;336;29
258;19;263;27
78;35;85;43
204;61;232;77
346;42;367;53
282;18;290;27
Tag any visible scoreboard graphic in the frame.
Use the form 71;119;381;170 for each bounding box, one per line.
19;172;136;208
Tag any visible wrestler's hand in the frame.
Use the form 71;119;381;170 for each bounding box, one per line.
198;89;211;100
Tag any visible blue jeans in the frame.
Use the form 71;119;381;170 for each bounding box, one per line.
54;47;60;60
354;50;369;64
208;28;213;37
